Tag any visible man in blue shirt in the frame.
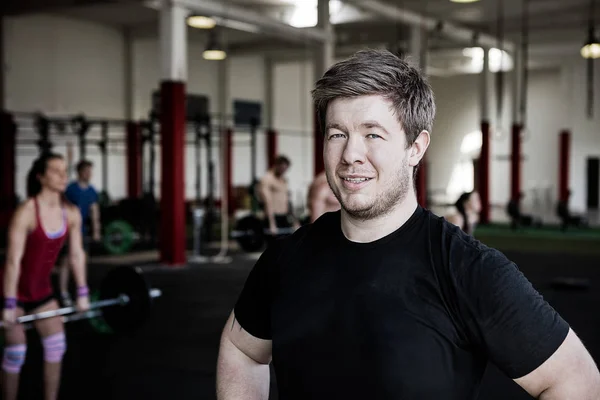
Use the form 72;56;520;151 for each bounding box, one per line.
58;160;102;306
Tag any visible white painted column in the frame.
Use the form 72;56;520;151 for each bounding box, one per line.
313;0;335;176
409;25;427;71
314;0;335;81
160;1;188;82
480;48;491;123
158;0;189;266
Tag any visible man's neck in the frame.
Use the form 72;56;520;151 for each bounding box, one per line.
77;179;89;188
37;190;62;207
340;191;419;243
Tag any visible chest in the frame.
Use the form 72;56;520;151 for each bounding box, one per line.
272;244;466;361
266;178;287;193
36;206;65;233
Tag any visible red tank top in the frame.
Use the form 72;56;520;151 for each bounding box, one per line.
15;199;68;302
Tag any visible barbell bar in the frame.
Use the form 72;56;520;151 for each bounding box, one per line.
1;266;161;334
230;227;296;238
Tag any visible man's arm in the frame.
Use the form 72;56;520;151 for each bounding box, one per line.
514;328;600;399
309;185;328;223
90;203;101;241
67;207;90;310
216;311;272;400
259;176;276;229
3;203;32;298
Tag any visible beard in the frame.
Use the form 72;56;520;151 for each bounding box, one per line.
327;157;412;221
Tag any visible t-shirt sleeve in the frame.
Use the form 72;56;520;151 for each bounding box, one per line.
233;240;284;340
450;240;570;379
64;183;76;203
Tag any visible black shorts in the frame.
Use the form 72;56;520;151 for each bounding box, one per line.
2;294;56;314
264;214;293;230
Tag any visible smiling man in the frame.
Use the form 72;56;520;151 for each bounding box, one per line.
216;49;600;400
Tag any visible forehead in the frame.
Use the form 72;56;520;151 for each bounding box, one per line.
326;95;402;131
47;158;65;170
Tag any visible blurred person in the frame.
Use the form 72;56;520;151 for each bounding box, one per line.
1;153;90;400
57;160;100;306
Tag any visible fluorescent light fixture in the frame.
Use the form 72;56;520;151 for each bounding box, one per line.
203;49;227;60
450;0;480;3
289;0;343;28
187;15;217;29
581;42;600;59
462;47;513;73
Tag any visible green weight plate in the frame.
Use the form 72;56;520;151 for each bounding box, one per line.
103;220;135;255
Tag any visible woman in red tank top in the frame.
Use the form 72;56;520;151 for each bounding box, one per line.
1;153;91;400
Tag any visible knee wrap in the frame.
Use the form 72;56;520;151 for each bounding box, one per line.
42;332;66;363
2;344;27;374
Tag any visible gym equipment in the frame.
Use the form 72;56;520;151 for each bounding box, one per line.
101;219;140;255
87;290;113;334
231;215;296;252
0;266;161;333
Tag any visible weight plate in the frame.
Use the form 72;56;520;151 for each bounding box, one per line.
234;215;265;252
103;220;135;255
99;266;152;334
87;290;114;335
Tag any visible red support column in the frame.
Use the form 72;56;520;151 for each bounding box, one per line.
510;123;522;202
225;128;234;216
314;108;325;176
0;111;16;235
159;81;186;265
267;129;278;168
478;121;491;224
558;130;571;202
126;121;142;199
416;156;427;208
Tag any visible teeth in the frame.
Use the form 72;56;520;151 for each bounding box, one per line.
344;178;369;183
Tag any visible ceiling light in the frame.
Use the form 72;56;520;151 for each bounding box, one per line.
581;28;600;59
187;15;217;29
203;32;227;61
450;0;480;3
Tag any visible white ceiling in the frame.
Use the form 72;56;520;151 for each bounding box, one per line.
3;0;599;74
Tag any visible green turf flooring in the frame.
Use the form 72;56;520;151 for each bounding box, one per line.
474;224;600;255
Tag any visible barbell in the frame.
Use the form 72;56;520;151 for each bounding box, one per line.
230;215;297;252
1;266;161;334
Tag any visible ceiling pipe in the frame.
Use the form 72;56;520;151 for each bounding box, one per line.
342;0;515;52
144;0;331;45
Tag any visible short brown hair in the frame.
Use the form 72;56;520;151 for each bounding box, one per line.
311;49;436;147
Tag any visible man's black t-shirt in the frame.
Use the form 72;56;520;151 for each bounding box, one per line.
234;206;569;399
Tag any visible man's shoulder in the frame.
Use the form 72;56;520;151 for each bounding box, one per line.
274;211;339;253
426;209;505;266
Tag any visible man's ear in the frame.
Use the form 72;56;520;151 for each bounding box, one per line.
408;130;430;167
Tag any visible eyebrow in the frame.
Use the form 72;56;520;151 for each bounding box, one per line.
325;121;390;135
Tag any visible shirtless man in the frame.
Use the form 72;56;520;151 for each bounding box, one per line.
258;155;300;235
307;171;340;223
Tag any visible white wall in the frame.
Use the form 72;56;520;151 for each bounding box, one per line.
429;58;600;220
4;14;126;118
563;59;600;212
4;13;127;199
